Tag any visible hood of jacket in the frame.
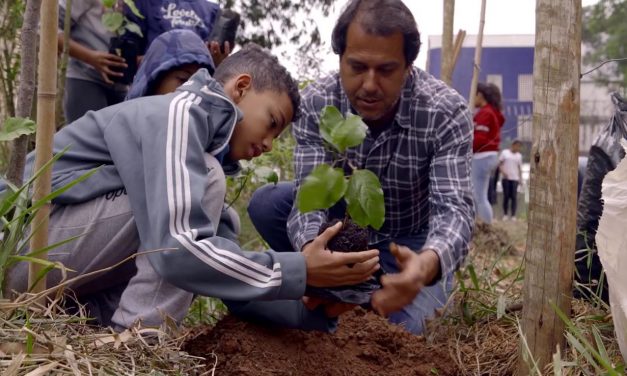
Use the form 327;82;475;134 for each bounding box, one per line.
176;67;243;173
126;29;215;100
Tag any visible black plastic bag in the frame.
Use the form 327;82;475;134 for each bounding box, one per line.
575;92;627;303
208;9;240;54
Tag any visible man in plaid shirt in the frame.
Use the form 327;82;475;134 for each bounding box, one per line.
244;0;474;334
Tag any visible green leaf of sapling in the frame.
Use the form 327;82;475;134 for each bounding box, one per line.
124;21;143;37
345;169;385;229
331;113;367;152
297;164;347;212
102;0;117;8
0;117;36;141
319;106;344;151
123;0;145;19
101;12;124;33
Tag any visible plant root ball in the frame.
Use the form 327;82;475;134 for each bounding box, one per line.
318;218;368;252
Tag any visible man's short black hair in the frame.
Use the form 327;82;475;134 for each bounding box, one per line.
213;43;301;121
331;0;421;66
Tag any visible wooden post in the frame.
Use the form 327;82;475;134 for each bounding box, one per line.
519;0;581;373
441;0;455;85
468;0;486;106
5;0;42;187
28;0;58;293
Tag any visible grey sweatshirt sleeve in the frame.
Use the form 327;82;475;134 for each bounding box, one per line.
110;92;307;302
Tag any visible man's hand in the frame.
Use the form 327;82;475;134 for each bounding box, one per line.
302;221;380;287
302;296;356;318
208;41;231;67
85;50;126;84
371;243;440;317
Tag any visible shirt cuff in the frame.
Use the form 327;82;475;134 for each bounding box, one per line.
421;238;452;285
292;225;320;253
274;251;307;299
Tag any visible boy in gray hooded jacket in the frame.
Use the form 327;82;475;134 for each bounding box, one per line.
5;43;380;331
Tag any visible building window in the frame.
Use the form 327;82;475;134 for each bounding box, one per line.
517;114;533;142
518;74;533;102
487;74;503;93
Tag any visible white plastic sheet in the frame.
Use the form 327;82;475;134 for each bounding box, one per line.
596;140;627;363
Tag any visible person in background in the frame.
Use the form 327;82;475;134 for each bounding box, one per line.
123;0;231;66
125;29;215;100
58;0;128;123
472;82;505;224
499;140;523;221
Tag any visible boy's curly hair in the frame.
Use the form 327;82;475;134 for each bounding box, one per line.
214;44;301;121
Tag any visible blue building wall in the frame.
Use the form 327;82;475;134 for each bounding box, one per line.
427;46;534;144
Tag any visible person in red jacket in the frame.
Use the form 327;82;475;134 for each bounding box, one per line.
472;82;505;224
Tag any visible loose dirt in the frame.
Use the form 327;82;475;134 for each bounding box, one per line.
184;308;458;376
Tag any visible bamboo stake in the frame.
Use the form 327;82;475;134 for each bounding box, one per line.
28;0;59;293
451;29;466;73
468;0;486;105
441;0;455;85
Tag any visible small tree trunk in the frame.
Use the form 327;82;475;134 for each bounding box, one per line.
518;0;581;372
6;0;41;187
28;0;58;294
441;0;455;85
55;0;72;129
468;0;486;105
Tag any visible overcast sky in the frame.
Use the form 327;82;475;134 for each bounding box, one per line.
303;0;600;73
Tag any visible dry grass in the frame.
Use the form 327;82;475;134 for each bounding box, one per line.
427;220;624;376
0;296;211;375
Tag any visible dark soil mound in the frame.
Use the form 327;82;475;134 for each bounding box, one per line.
319;218;368;252
184;308;458;376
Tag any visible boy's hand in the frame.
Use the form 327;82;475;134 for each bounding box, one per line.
302;296;357;318
302;221;379;287
208;41;231;67
371;243;440;317
86;50;126;84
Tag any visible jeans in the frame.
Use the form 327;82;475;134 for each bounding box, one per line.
247;182;453;334
502;179;519;217
472;154;498;224
64;78;127;124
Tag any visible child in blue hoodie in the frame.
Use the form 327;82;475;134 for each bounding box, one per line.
123;0;231;66
5;32;380;331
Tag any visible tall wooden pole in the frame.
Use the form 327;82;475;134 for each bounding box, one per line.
441;0;455;85
5;0;42;187
28;0;58;293
468;0;486;105
519;0;581;373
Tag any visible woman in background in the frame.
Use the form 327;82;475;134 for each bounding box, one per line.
472;83;505;224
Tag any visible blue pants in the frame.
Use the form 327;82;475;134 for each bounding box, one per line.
472;154;498;224
247;182;453;334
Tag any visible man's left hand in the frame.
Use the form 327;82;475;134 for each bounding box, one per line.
371;243;440;317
